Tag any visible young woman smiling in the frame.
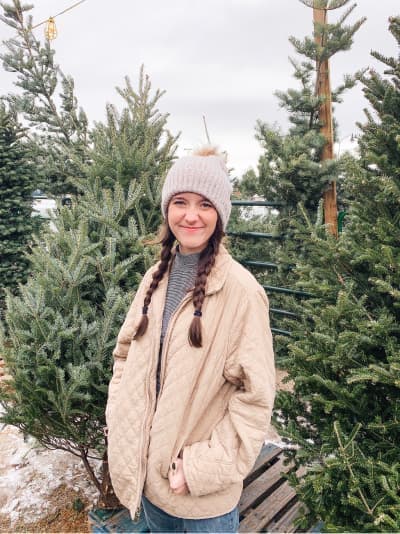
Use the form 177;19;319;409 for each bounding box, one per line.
106;146;275;533
168;192;218;255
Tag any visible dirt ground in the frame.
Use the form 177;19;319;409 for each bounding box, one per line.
0;418;98;533
0;485;90;533
0;364;290;533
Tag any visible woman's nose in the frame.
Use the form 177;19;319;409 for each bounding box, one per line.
184;207;200;222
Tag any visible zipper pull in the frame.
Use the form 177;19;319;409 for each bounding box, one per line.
134;503;142;522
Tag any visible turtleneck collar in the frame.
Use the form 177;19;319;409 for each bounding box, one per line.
174;247;201;268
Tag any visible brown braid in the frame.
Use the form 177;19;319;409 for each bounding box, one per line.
189;217;224;347
133;225;175;340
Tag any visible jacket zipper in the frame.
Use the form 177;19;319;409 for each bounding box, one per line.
159;289;214;462
157;292;193;401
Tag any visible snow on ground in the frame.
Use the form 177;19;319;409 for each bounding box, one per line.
0;415;100;527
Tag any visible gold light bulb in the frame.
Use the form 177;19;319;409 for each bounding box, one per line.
45;17;57;40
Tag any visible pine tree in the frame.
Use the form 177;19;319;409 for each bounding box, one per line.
0;0;178;507
231;0;365;355
0;177;158;505
357;18;400;178
88;66;178;232
0;0;90;195
0;103;37;311
275;16;400;531
247;0;364;218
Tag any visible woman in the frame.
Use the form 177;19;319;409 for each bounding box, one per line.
106;146;275;533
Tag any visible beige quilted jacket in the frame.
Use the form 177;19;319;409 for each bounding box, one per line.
106;245;275;520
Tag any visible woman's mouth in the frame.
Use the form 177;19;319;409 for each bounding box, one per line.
181;227;203;232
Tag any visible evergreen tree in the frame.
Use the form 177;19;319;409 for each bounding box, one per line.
275;16;400;531
0;103;37;311
230;0;365;355
246;0;364;219
0;177;157;505
0;54;177;502
357;18;400;178
0;0;90;195
88;66;178;232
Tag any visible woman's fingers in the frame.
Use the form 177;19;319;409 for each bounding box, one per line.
168;457;189;495
171;483;189;495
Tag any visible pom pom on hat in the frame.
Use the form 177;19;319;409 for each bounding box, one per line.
192;145;226;158
161;145;232;230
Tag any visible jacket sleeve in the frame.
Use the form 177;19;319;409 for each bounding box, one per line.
105;269;153;426
182;288;275;497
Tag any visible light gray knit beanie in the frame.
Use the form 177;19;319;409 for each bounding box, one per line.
161;146;233;230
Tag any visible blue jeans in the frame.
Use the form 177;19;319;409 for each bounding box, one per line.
142;494;239;533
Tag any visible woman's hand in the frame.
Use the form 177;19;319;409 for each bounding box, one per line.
168;458;189;495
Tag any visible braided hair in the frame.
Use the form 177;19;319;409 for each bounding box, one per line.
133;217;224;347
189;217;223;347
133;225;175;340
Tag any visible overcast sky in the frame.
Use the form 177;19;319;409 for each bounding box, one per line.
1;0;399;177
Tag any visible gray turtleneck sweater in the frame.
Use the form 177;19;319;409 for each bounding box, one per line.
157;249;200;395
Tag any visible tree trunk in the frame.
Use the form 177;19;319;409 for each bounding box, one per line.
98;448;121;509
80;443;121;508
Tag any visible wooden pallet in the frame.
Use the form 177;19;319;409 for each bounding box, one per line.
239;443;304;532
89;444;304;533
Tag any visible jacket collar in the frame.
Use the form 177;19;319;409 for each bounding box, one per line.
206;243;231;295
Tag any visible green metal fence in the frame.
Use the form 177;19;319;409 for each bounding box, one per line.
228;200;311;337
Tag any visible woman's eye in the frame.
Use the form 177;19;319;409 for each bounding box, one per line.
201;202;213;209
172;199;185;205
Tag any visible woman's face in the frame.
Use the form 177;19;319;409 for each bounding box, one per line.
168;192;218;255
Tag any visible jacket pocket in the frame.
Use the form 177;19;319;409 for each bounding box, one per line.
160;441;184;479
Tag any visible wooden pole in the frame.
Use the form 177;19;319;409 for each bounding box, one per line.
314;5;338;237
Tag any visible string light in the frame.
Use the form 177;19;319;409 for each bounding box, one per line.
44;17;57;40
31;0;88;32
0;0;88;47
